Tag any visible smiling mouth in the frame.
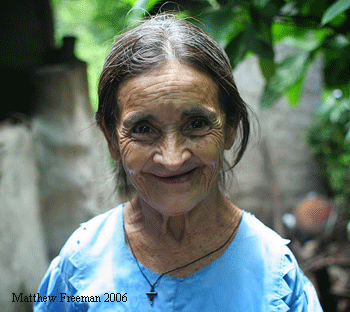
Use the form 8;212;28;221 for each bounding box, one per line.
152;168;198;184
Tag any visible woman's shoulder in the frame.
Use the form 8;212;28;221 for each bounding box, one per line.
239;211;295;289
34;204;126;311
240;211;290;251
237;211;293;280
238;211;323;311
59;203;125;258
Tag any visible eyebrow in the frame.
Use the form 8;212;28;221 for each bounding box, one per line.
122;113;157;128
122;107;217;128
180;107;217;120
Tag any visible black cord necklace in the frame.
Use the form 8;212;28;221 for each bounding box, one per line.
123;219;240;306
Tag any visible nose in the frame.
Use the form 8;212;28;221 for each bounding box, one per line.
153;134;192;171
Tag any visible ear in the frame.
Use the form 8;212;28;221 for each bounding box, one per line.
99;123;121;162
224;124;237;150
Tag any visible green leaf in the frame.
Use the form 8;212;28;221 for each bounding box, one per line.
260;82;284;107
255;2;280;18
252;0;271;9
321;0;350;26
329;11;348;27
261;50;310;107
273;22;329;51
299;0;330;19
330;167;346;191
285;74;306;107
259;58;276;81
122;0;138;5
339;154;350;166
273;22;309;43
245;24;274;59
92;0;132;42
194;7;246;45
225;31;248;69
324;47;350;88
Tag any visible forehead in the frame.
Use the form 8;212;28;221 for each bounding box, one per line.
116;61;220;116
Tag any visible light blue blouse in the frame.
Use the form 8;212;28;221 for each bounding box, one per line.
34;203;323;311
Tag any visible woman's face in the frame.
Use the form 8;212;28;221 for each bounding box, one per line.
111;61;235;216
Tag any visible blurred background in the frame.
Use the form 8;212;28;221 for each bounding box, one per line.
0;0;349;311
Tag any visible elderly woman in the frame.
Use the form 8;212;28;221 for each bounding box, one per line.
35;15;323;311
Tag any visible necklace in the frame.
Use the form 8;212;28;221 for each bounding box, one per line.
123;218;241;306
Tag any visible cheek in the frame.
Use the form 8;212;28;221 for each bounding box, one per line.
191;135;224;194
118;137;152;176
194;130;225;169
119;142;153;194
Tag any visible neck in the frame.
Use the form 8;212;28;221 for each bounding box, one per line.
126;185;236;244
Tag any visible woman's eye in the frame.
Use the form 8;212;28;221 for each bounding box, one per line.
187;119;210;132
132;124;155;135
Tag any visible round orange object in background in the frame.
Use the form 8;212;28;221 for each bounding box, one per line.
295;194;334;236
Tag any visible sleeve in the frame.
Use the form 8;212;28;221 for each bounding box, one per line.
33;256;67;311
282;250;324;312
33;227;83;312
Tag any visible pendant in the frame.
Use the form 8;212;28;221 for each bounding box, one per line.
146;286;157;306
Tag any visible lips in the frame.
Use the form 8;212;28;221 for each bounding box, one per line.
151;168;198;184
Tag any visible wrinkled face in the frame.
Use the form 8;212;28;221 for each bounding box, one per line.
110;61;235;216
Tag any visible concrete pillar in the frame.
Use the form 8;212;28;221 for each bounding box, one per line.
33;62;118;260
0;123;48;312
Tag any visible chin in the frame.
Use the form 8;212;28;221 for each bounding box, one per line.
146;192;203;216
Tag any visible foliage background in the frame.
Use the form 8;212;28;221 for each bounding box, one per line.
51;0;350;214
